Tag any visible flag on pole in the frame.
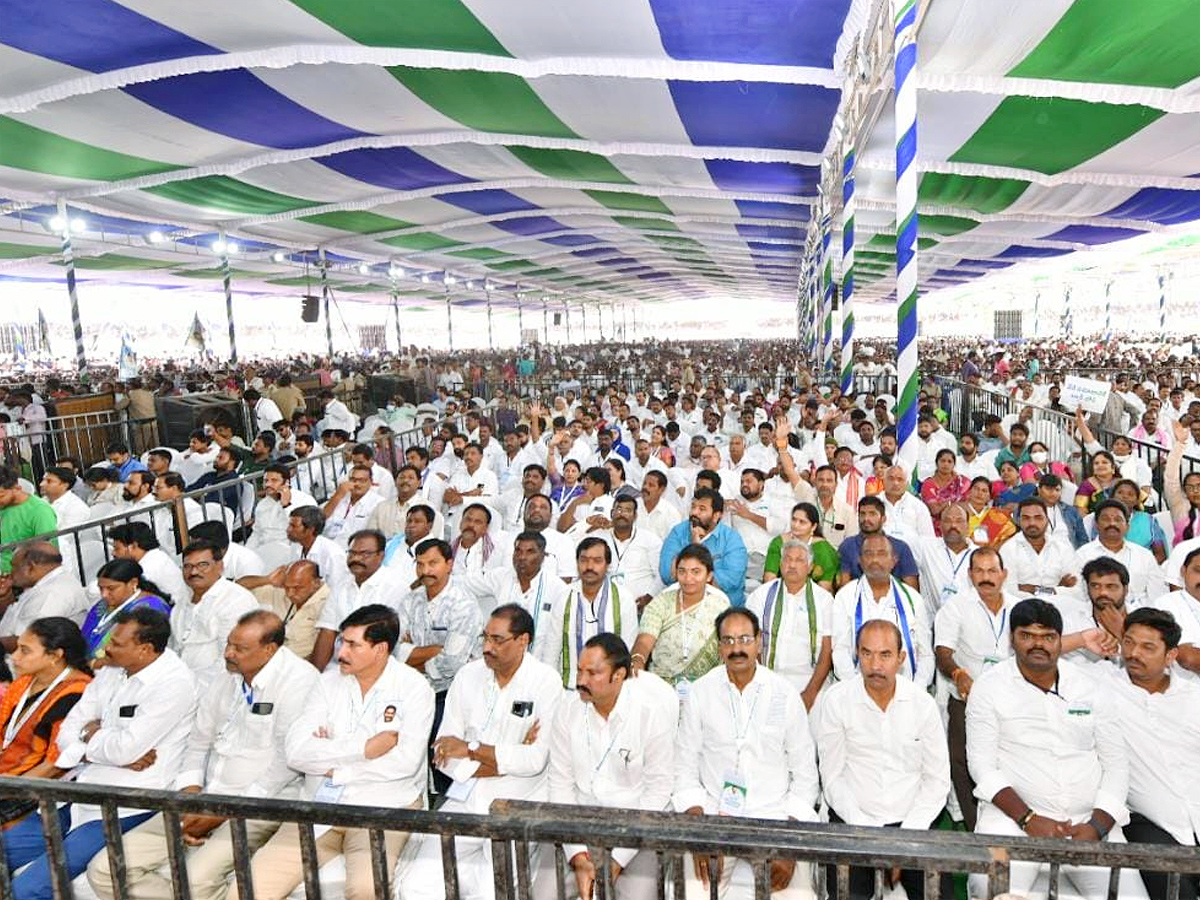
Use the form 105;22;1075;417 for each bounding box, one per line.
184;312;206;351
12;326;26;362
37;309;50;354
118;333;138;379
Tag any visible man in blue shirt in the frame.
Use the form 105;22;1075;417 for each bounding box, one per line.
659;487;748;605
104;440;148;482
835;496;921;590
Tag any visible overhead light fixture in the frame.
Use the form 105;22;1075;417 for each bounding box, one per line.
420;273;431;284
444;274;457;286
272;251;286;263
463;280;474;290
225;242;239;255
70;218;86;234
48;215;66;233
389;265;403;278
358;263;370;275
147;231;165;244
211;238;227;254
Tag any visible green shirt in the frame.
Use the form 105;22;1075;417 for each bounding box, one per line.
0;494;58;573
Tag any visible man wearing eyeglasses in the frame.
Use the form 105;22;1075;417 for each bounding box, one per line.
309;530;406;672
674;607;819;900
405;604;562;900
966;598;1150;900
171;540;257;685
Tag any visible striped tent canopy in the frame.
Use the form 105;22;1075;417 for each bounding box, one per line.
0;0;1197;308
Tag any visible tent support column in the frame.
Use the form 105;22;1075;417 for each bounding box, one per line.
839;147;856;395
319;248;332;360
894;0;920;453
57;199;87;377
219;229;237;364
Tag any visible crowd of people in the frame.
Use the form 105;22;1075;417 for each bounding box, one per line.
0;335;1198;900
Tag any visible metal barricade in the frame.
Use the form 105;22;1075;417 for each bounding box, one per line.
0;780;1197;900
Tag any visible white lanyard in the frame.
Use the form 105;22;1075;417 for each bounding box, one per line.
94;593;143;635
726;680;764;754
3;668;72;749
584;709;623;783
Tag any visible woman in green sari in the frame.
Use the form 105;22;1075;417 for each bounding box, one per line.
630;544;730;693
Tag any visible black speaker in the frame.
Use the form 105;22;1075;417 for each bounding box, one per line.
994;310;1022;340
553;312;562;325
301;295;319;322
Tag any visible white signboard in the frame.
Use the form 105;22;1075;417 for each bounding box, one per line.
1061;375;1111;415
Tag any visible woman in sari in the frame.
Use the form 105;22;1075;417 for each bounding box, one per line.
965;476;1017;548
82;559;172;665
1;618;91;863
649;425;675;466
629;544;730;688
1019;441;1073;487
920;449;971;530
1074;450;1120;514
762;502;839;591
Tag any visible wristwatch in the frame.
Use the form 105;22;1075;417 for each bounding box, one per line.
467;740;480;756
1017;809;1035;831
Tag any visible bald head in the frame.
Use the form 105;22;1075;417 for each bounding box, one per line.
282;559;323;607
856;618;903;653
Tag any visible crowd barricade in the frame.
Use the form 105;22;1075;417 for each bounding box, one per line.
0;779;1197;900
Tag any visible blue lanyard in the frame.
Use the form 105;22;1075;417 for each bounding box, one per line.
854;578;917;678
241;681;254;706
945;546;971;582
980;600;1008;651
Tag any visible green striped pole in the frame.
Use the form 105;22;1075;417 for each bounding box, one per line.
389;273;402;352
1104;280;1113;340
56;199;87;377
820;214;834;378
894;0;919;451
839;147;856;394
1159;273;1167;333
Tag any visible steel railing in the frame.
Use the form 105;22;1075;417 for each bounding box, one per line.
0;779;1197;900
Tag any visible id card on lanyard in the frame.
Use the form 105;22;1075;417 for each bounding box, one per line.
720;682;762;816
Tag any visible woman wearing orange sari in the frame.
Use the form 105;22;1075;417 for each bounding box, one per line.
0;618;91;862
964;476;1017;549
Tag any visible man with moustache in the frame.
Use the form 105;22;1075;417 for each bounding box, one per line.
966;598;1149;900
322;466;383;548
310;530;405;671
545;538;639;689
88;611;318;900
497;463;550;532
812;620;950;900
600;496;664;613
171;540;258;683
1074;499;1165;607
1103;608;1200;900
674;608;819;900
509;493;578;580
405;605;562;900
247;464;316;553
382;504;438;586
231;605;432;900
659;488;748;607
1000;498;1079;598
366;465;431;539
395;538;483;793
452;503;506;578
913;504;975;614
537;634;678;900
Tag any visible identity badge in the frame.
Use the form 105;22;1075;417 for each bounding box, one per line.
718;770;748;817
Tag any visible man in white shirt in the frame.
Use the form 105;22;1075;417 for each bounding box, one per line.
322;465;383;548
725;468;784;592
286;506;352;597
636;471;682;541
934;547;1019;830
831;533;933;687
543;537;639;689
234;604;433;900
189;520;267;583
366;465;430;539
247;464;317;556
1074;499;1166;606
245;389;283;437
812;620;951;900
1105;607;1200;900
444;443;499;535
458;531;568;663
1000;498;1079;599
110;522;188;611
879;465;935;544
34;609;195;900
1147;546;1200;684
956;433;998;481
536;633;677;900
673;607;819;900
40;466;90;578
88;610;319;900
347;444;397;502
171;540;258;683
966;598;1150;900
913;504;976;614
744;541;833;710
0;543;89;659
311;529;405;671
600;496;664;612
316;389;358;436
405;604;563;900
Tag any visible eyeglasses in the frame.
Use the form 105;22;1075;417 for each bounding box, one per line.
481;632;519;646
718;635;758;647
182;561;215;572
346;549;382;558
